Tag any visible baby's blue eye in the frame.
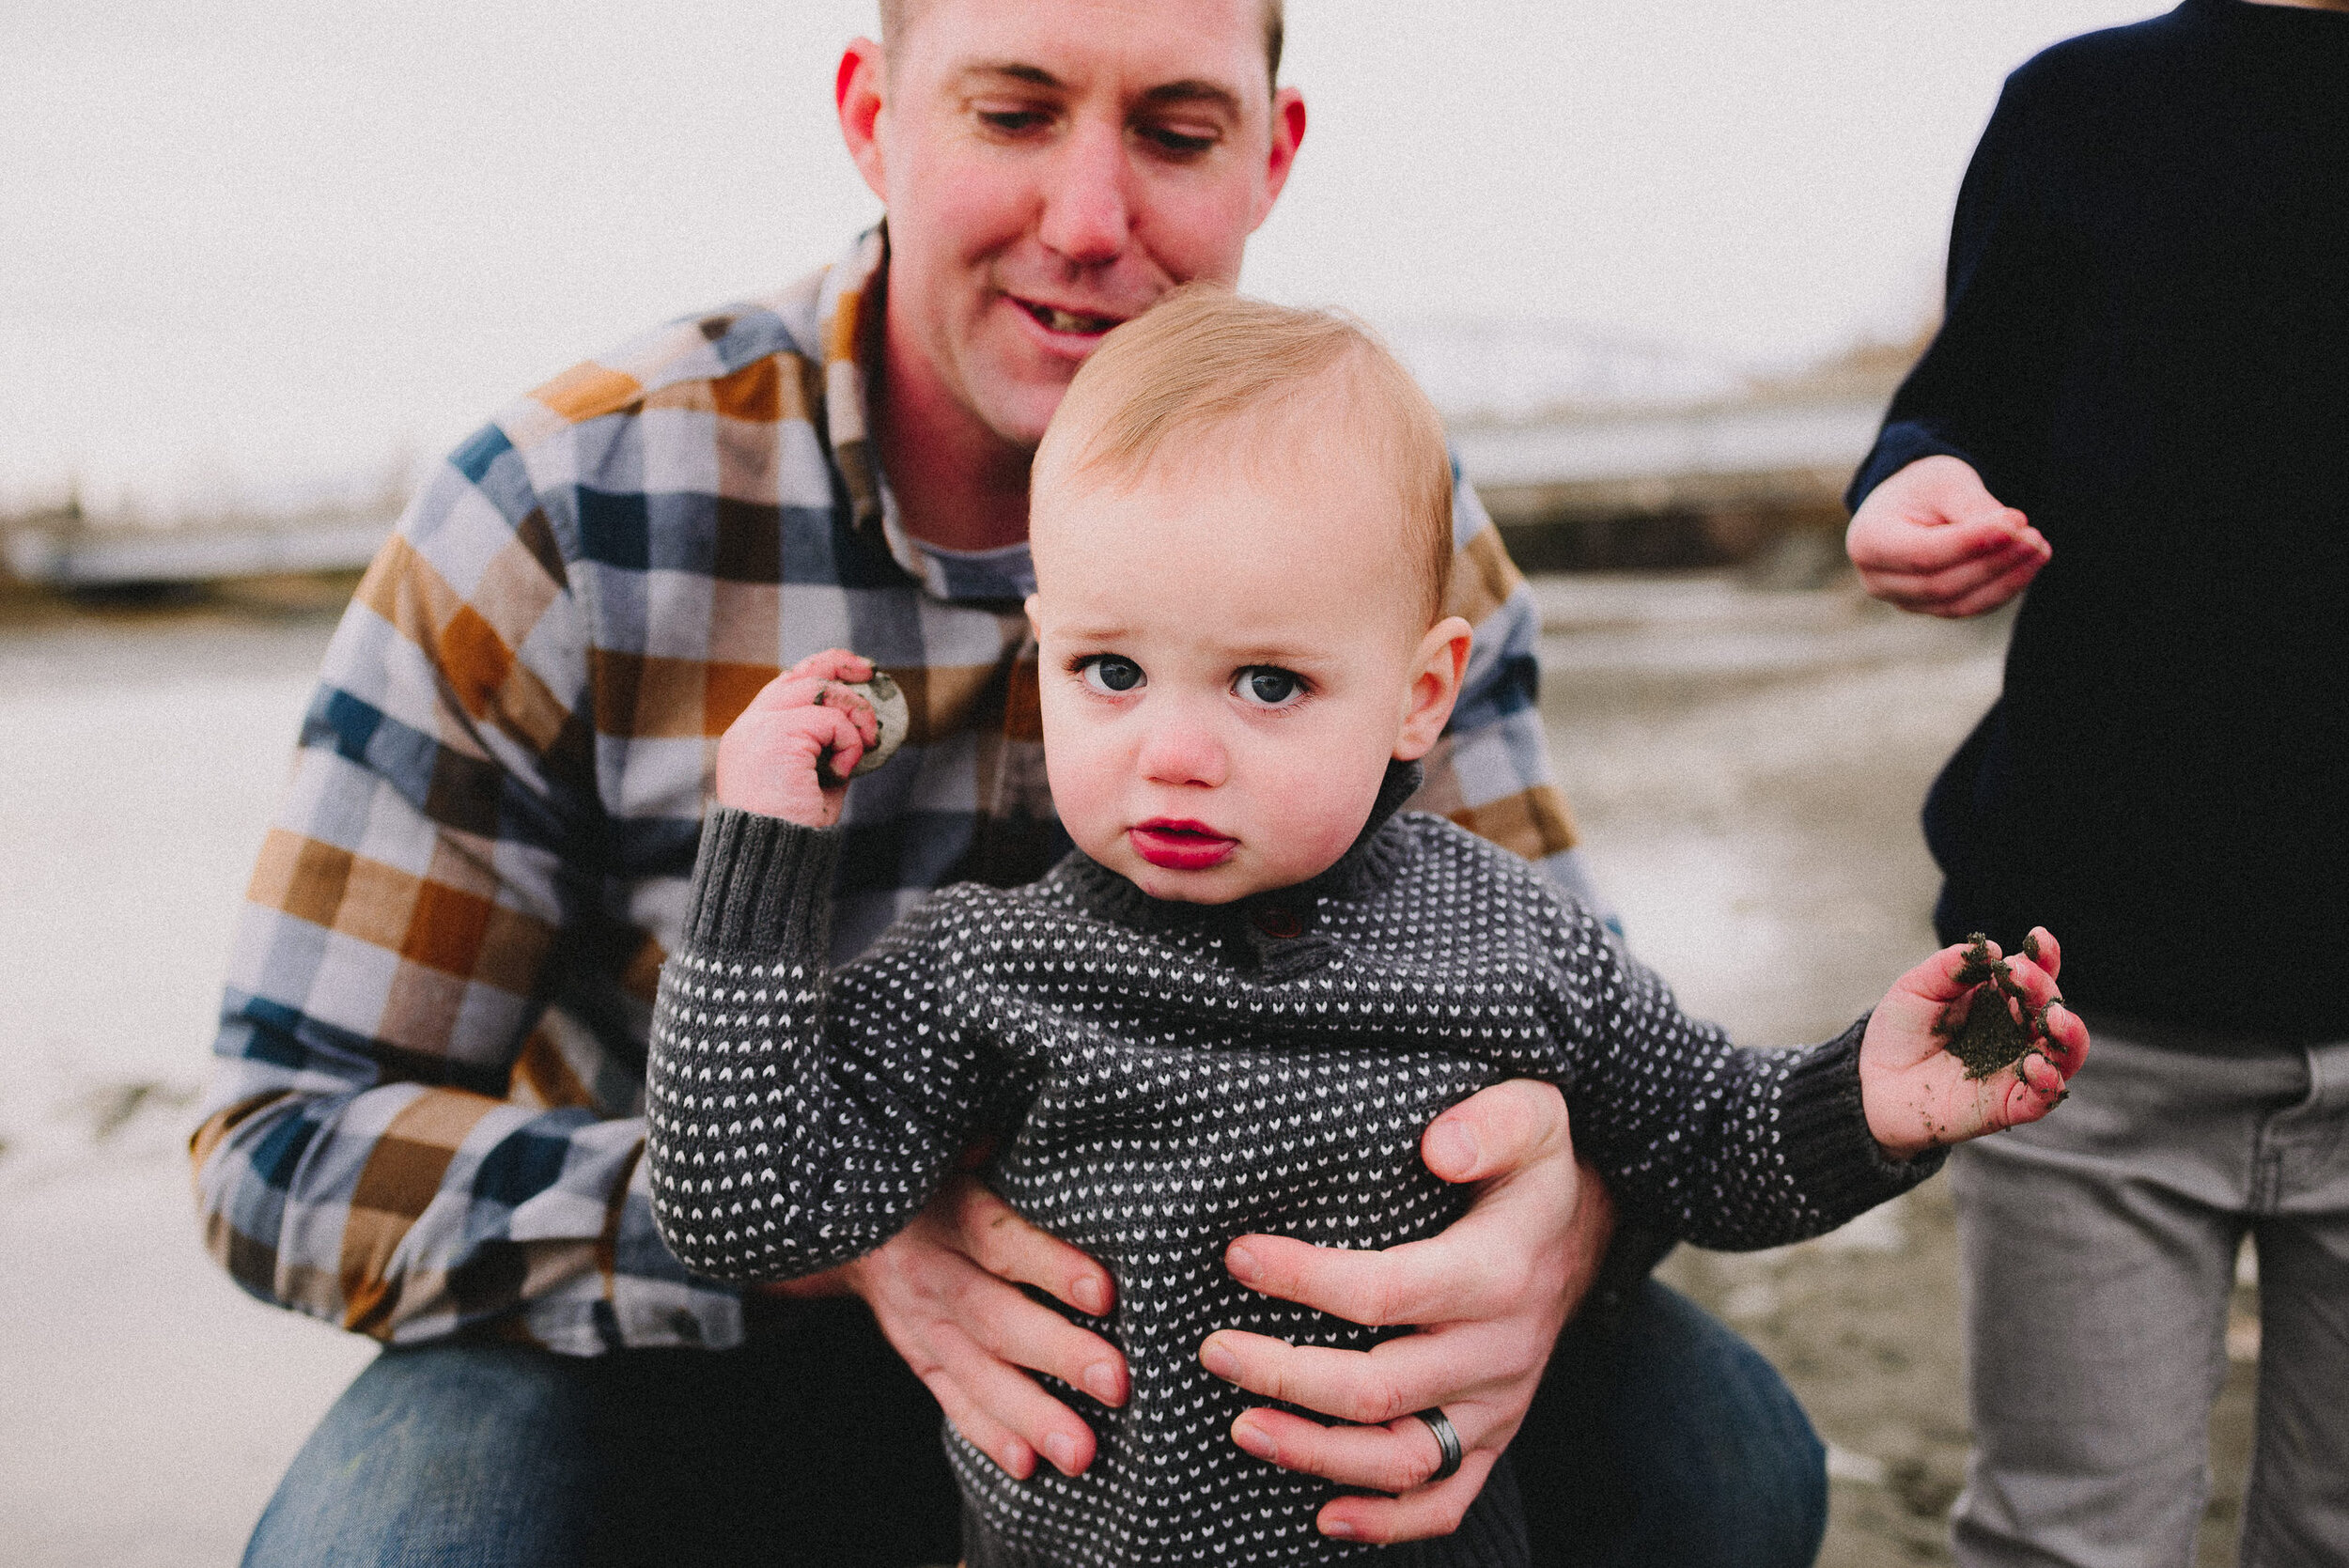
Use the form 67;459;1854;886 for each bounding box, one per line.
1233;667;1305;708
1081;656;1144;694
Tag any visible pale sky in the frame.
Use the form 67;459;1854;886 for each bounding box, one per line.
1;0;2159;515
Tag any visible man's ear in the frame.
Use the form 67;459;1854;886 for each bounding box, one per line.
837;39;889;205
1251;87;1307;231
1393;616;1472;761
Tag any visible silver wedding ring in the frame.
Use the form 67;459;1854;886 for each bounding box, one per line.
1412;1406;1464;1483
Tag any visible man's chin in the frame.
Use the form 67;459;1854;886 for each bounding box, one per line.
967;382;1071;456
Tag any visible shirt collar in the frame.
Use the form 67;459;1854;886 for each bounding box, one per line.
815;224;1038;604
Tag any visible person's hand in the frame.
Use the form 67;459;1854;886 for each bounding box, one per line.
819;1172;1129;1480
713;648;882;827
1846;455;2049;617
1860;927;2089;1160
1198;1079;1598;1545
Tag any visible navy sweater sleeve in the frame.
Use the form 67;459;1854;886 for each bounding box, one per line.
1848;68;2074;513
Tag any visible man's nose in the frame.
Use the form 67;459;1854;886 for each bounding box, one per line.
1036;120;1132;267
1138;709;1226;788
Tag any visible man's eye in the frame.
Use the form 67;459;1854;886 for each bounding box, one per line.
1232;667;1305;708
1138;125;1217;159
1081;656;1144;694
977;107;1052;136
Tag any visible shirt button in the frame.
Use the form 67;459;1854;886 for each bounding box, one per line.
1252;906;1303;939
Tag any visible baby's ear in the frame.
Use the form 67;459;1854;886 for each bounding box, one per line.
1394;616;1474;761
1024;593;1043;640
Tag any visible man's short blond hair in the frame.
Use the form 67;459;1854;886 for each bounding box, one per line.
1036;285;1455;626
879;1;1284;85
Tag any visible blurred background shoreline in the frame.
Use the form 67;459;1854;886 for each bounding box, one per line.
4;2;2255;1563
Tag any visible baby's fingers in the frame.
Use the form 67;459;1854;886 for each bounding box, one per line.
786;647;875;685
817;681;883;750
811;693;874;780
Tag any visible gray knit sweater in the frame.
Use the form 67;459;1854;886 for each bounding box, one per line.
646;768;1937;1567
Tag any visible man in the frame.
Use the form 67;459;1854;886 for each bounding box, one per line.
197;3;1827;1561
1844;2;2348;1561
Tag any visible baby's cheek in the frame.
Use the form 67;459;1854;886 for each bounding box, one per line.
1043;741;1123;855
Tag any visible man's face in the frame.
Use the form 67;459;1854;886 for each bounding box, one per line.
852;0;1303;451
1027;427;1453;905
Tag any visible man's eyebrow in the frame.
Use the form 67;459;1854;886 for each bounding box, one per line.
955;62;1066;92
949;65;1242;119
1137;80;1243;117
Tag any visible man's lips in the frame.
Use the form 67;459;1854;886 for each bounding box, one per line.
1011;295;1128;337
1129;819;1237;871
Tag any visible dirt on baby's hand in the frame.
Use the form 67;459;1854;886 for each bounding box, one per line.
1932;932;2060;1080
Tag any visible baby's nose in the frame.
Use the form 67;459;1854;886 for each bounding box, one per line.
1138;716;1227;788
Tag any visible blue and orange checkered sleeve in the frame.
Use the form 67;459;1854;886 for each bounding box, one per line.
190;419;741;1355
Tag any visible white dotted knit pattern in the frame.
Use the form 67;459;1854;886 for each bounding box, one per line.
646;813;1875;1566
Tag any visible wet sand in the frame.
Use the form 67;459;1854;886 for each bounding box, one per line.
0;572;2257;1564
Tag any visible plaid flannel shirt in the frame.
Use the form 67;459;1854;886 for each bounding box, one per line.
192;228;1607;1355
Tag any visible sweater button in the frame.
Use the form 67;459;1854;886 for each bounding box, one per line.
1252;906;1303;939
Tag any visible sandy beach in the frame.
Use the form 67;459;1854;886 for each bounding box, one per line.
0;570;2256;1565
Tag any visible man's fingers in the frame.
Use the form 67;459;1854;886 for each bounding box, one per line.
1200;1327;1510;1427
1224;1218;1525;1331
1419;1078;1568;1185
914;1318;1098;1477
945;1262;1128;1408
941;1174;1116;1319
1315;1451;1500;1545
1231;1406;1485;1496
921;1374;1035;1481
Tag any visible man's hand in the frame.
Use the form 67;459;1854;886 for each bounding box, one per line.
1846;455;2049;617
1197;1079;1602;1545
1860;927;2090;1160
818;1173;1129;1480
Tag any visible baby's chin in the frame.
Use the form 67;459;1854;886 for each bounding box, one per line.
1113;855;1254;905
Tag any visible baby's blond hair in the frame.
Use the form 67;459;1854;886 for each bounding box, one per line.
1034;285;1454;625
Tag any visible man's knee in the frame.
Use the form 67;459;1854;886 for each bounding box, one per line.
244;1343;599;1568
1517;1279;1826;1568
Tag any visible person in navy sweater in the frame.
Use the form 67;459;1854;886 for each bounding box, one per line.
1844;2;2349;1562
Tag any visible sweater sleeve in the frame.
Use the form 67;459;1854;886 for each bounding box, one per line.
1848;67;2073;515
1545;899;1942;1251
644;806;995;1282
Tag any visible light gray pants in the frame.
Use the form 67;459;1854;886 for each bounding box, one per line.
1947;1015;2349;1568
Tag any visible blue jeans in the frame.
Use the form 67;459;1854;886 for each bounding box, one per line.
245;1283;1825;1568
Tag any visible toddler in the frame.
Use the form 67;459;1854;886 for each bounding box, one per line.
646;287;2083;1568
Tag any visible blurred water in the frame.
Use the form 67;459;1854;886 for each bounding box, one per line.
0;618;327;1149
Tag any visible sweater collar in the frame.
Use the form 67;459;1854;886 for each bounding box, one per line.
1050;758;1424;933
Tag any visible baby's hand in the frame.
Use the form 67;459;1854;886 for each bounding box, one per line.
1858;927;2089;1161
713;649;883;828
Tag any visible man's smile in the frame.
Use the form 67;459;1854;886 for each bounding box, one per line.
1011;295;1128;337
